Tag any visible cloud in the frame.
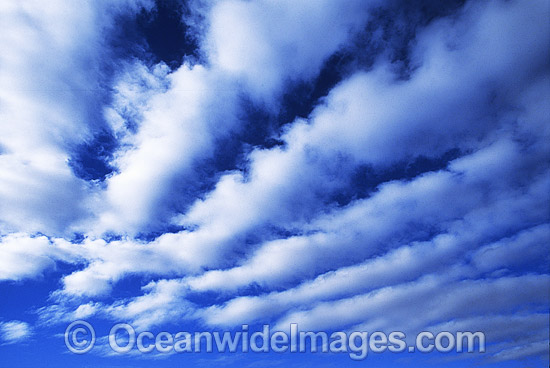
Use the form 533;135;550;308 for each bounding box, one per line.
0;0;152;235
186;137;549;296
0;0;548;365
197;222;550;326
489;341;550;363
163;0;549;282
274;274;549;333
0;321;32;344
429;314;549;362
106;278;194;330
205;0;382;101
95;63;242;234
0;234;81;281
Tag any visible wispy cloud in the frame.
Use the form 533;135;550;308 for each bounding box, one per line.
0;321;32;344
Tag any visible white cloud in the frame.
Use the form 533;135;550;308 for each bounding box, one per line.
0;320;32;344
490;340;550;362
166;0;550;283
206;0;381;101
0;0;548;364
106;279;193;330
0;234;80;281
96;64;242;234
428;314;549;362
197;222;550;326
274;274;549;333
187;137;549;296
0;0;152;235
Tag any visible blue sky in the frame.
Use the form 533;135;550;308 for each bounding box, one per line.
0;0;549;367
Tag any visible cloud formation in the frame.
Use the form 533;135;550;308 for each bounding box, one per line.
0;321;32;344
0;0;548;366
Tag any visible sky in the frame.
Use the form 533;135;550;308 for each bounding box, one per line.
0;0;549;367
